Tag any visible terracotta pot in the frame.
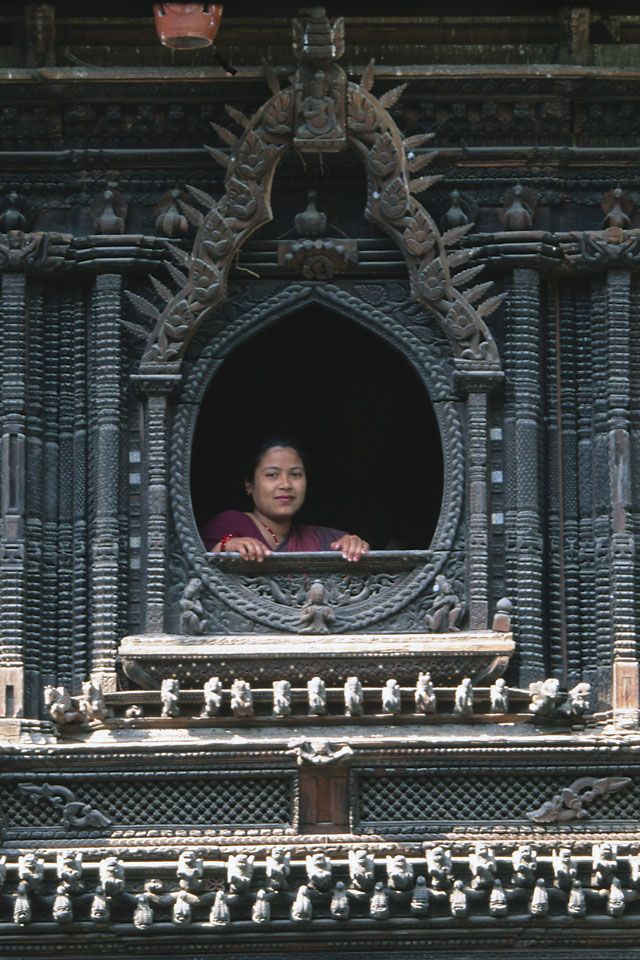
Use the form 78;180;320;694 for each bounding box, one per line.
153;3;223;49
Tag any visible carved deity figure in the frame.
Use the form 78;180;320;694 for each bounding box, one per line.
56;851;83;892
300;580;335;633
528;677;562;718
272;680;292;717
201;676;222;717
287;736;353;765
415;671;436;714
382;678;401;715
180;577;205;635
230;679;253;718
306;850;332;891
160;678;180;718
386;854;414;892
454;677;474;717
469;843;497;890
227;853;254;894
307;676;327;715
592;842;618;888
348;848;376;893
425;575;464;632
18;854;44;893
552;847;576;891
177;849;204;892
44;685;84;725
344;676;364;717
98;856;125;897
490;677;509;713
511;845;537;888
297;71;338;140
425;845;453;890
266;847;291;891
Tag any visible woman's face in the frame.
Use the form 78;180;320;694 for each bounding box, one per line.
246;446;307;521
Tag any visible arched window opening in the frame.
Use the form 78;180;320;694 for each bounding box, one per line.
191;305;443;549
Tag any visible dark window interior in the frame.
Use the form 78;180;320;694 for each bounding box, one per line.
191;305;443;549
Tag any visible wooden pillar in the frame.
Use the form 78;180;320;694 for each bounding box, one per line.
505;267;545;684
0;273;28;716
89;274;122;691
606;270;638;724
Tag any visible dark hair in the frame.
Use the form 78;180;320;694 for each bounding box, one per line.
245;437;307;482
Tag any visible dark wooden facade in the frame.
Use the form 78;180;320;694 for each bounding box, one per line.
1;3;640;958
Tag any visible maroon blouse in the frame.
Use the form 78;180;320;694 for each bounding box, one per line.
201;509;346;552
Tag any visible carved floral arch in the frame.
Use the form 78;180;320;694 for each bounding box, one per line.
170;282;464;632
130;64;502;372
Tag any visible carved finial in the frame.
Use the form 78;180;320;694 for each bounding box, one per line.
0;191;28;231
500;182;536;231
440;189;471;232
295;190;327;237
292;7;345;63
93;187;126;235
156;189;189;238
602;185;633;230
492;596;513;632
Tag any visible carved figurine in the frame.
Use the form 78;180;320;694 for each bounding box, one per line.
177;849;204;892
528;678;562;718
410;875;430;917
602;186;634;230
290;884;313;923
559;681;591;720
81;679;111;722
500;182;535;231
449;879;468;918
227;853;254;894
18;853;44;893
90;886;110;923
133;881;162;930
300;580;335;634
272;679;292;717
489;678;509;713
172;889;196;926
156;188;189;238
13;882;31;926
629;848;640;889
425;575;464;632
349;848;376;893
440;189;470;232
180;578;205;636
266;847;291;892
527;775;631;824
330;881;350;920
386;854;414;892
567;879;586;917
306;850;332;892
469;842;497;890
608;877;626;917
160;678;180;718
231;679;253;718
252;889;271;925
209;889;231;927
44;685;84;725
529;878;549;917
287;737;353;765
295;189;327;237
307;676;327;715
382;678;401;715
454;677;474;717
552;847;576;891
98;856;125;897
125;704;144;719
511;845;537;888
370;881;390;921
0;191;28;232
425;845;453;890
415;671;436;714
52;885;73;924
489;879;508;917
57;851;83;892
201;676;222;718
93;187;125;235
296;70;340;143
592;842;618;888
344;676;363;717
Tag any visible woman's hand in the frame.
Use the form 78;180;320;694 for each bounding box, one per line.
331;534;370;562
213;537;272;562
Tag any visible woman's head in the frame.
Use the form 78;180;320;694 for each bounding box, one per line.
245;438;307;522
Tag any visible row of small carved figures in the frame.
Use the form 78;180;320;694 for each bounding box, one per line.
45;676;591;725
4;843;640;928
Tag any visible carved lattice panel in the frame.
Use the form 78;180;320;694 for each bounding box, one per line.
357;772;640;825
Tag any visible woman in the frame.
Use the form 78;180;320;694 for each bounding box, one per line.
201;439;369;562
